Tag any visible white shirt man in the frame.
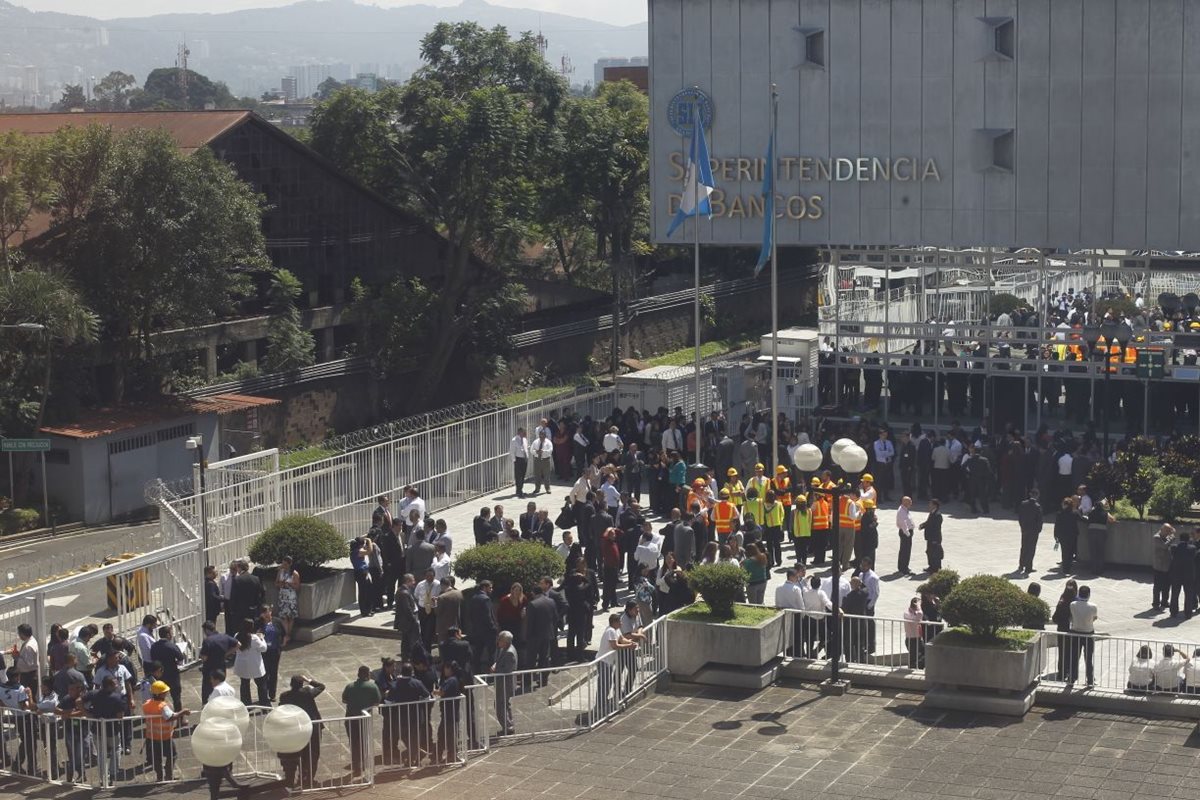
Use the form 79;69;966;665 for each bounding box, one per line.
661;424;683;454
1153;649;1188;690
872;437;895;468
1077;490;1093;516
555;532;576;561
596;617;635;659
931;442;951;470
860;566;880;611
509;433;529;462
405;492;427;521
774;575;804;610
1068;591;1098;633
414;577;442;613
947;437;964;466
530;434;553;462
1057;451;1073;476
602;427;623;454
634;532;661;574
896;502;914;537
800;580;832;616
569;475;590;504
135;624;156;665
601;480;621;511
431;550;452;582
820;575;851;603
208;678;237;702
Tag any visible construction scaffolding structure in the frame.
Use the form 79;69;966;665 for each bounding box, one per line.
816;246;1200;437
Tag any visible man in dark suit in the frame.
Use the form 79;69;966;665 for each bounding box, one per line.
524;585;557;685
392;574;421;659
439;627;473;679
377;519;405;609
491;631;518;735
1017;490;1043;575
540;576;569;665
915;428;933;501
204;566;223;624
467;581;498;675
473;507;494;546
406;538;435;579
535;509;555;547
920;499;944;572
589;504;614;572
1169;532;1197;618
519;502;539;541
435;577;464;645
227;560;264;635
715;433;736;489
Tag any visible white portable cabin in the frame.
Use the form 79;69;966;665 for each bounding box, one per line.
615;365;714;417
758;327;820;419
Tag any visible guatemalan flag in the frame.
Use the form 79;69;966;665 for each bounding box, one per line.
666;115;716;237
753;128;775;276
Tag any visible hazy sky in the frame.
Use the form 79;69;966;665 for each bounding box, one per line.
13;0;649;27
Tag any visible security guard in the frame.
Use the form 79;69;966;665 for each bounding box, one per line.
725;468;746;509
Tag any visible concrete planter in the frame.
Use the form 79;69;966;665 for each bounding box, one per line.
666;605;786;689
1076;520;1155;568
262;569;356;641
924;632;1043;715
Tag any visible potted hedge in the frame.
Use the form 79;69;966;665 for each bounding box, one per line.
924;575;1048;711
452;541;565;597
665;563;785;685
250;515;355;635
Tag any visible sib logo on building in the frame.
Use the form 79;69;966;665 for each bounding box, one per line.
667;87;714;137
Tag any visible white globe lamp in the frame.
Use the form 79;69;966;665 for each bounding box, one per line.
200;695;250;737
191;718;243;768
830;438;856;459
835;444;869;475
263;704;314;754
794;443;823;473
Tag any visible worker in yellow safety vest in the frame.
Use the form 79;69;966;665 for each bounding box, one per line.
773;465;793;530
725;468;746;508
143;681;191;782
713;489;739;543
762;488;786;568
743;485;765;529
747;463;771;504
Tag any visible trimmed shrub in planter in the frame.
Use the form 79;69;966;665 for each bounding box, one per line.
685;563;747;618
453;542;564;596
941;574;1045;637
917;569;959;599
1149;476;1193;523
248;515;346;578
0;508;40;535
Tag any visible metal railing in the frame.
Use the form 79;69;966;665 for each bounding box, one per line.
1039;631;1200;697
371;695;468;777
782;609;945;673
287;713;374;793
474;615;668;741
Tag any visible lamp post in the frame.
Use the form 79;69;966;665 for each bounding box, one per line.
186;435;209;552
795;439;868;693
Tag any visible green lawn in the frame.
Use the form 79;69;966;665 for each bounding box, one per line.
934;627;1038;651
646;337;757;367
495;384;578;408
672;601;779;626
279;445;338;470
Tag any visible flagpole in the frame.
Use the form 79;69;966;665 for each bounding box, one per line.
769;84;780;474
694;173;703;470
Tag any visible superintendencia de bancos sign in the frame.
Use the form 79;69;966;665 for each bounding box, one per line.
665;153;942;221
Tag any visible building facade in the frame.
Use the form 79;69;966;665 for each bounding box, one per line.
649;0;1200;250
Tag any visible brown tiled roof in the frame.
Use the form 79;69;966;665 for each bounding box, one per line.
40;393;280;440
0;110;252;155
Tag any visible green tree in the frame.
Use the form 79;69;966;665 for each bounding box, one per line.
314;77;344;101
0;132;52;286
45;124;113;226
133;68;238;111
53;85;87;112
307;87;402;190
0;264;98;434
263;268;316;373
91;71;140;111
52;129;268;401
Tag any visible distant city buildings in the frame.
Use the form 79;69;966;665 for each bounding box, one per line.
593;56;647;90
281;76;298;102
286;63;352;99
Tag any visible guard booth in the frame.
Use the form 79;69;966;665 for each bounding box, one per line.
758;328;819;423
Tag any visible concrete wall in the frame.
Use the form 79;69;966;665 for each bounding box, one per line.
649;0;1200;250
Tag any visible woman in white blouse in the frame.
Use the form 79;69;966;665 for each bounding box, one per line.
1127;645;1154;692
233;625;268;706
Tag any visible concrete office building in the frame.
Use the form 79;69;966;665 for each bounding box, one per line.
649;0;1200;250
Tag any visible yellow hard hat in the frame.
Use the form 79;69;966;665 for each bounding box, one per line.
796;494;807;503
861;473;874;482
1191;321;1200;330
726;467;738;477
692;478;705;487
719;488;730;498
775;465;788;474
861;498;876;510
754;463;765;471
810;477;821;487
150;681;171;696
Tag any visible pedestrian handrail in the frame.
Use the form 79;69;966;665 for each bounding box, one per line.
780;608;945;673
1038;630;1200;698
